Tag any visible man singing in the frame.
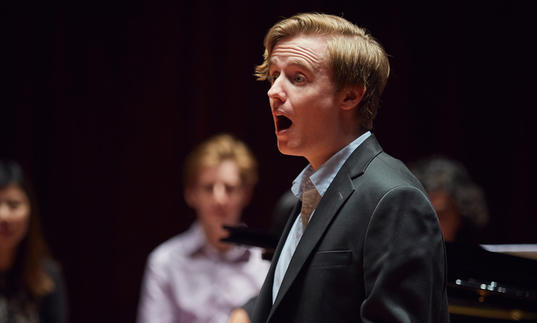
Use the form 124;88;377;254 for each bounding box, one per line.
250;13;449;323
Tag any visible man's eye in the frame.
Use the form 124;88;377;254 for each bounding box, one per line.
225;185;240;194
200;185;213;193
269;72;280;83
294;74;305;83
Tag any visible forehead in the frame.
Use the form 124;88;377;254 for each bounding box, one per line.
0;184;27;200
269;34;329;70
197;160;241;184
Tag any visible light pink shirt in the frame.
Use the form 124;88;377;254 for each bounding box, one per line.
137;222;270;323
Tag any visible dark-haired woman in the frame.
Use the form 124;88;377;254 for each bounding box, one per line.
0;160;68;323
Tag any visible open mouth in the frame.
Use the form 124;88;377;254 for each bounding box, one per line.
276;115;292;132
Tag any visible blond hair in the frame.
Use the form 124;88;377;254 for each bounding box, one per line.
183;134;258;189
255;13;390;130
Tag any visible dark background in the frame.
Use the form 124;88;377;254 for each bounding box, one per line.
2;1;535;322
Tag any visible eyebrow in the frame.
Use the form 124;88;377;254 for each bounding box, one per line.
268;56;317;74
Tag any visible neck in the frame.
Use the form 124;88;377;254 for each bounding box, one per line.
308;113;365;170
210;240;232;254
202;224;233;254
308;131;364;170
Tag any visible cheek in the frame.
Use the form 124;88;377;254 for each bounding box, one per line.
15;212;30;236
303;90;336;114
187;191;210;211
196;209;212;226
193;199;212;216
2;212;30;248
229;201;245;214
225;197;248;216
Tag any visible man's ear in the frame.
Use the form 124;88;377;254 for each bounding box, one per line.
340;85;366;111
184;187;196;208
240;187;254;207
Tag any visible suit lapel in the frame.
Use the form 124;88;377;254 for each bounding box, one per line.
267;135;383;321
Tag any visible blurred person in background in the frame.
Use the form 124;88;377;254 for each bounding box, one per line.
0;160;68;323
137;134;270;323
410;156;489;243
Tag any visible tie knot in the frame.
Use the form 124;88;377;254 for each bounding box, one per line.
300;175;315;193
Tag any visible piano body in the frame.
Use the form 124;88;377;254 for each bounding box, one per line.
446;243;537;322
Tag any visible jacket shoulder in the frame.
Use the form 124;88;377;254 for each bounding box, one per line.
358;152;425;194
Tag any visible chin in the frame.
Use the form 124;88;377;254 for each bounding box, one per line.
277;141;303;157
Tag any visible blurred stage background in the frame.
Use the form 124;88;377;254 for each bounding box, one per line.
2;1;535;322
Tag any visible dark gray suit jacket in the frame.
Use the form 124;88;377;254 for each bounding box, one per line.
252;135;450;323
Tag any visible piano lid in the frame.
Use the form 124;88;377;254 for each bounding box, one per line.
481;244;537;261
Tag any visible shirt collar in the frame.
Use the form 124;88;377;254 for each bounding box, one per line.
291;131;371;199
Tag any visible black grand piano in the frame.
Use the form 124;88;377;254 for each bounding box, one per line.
446;243;537;322
222;226;537;322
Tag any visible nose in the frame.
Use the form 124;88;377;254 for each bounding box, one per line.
267;77;286;105
212;183;229;204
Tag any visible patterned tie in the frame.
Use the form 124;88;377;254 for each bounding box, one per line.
300;176;321;226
